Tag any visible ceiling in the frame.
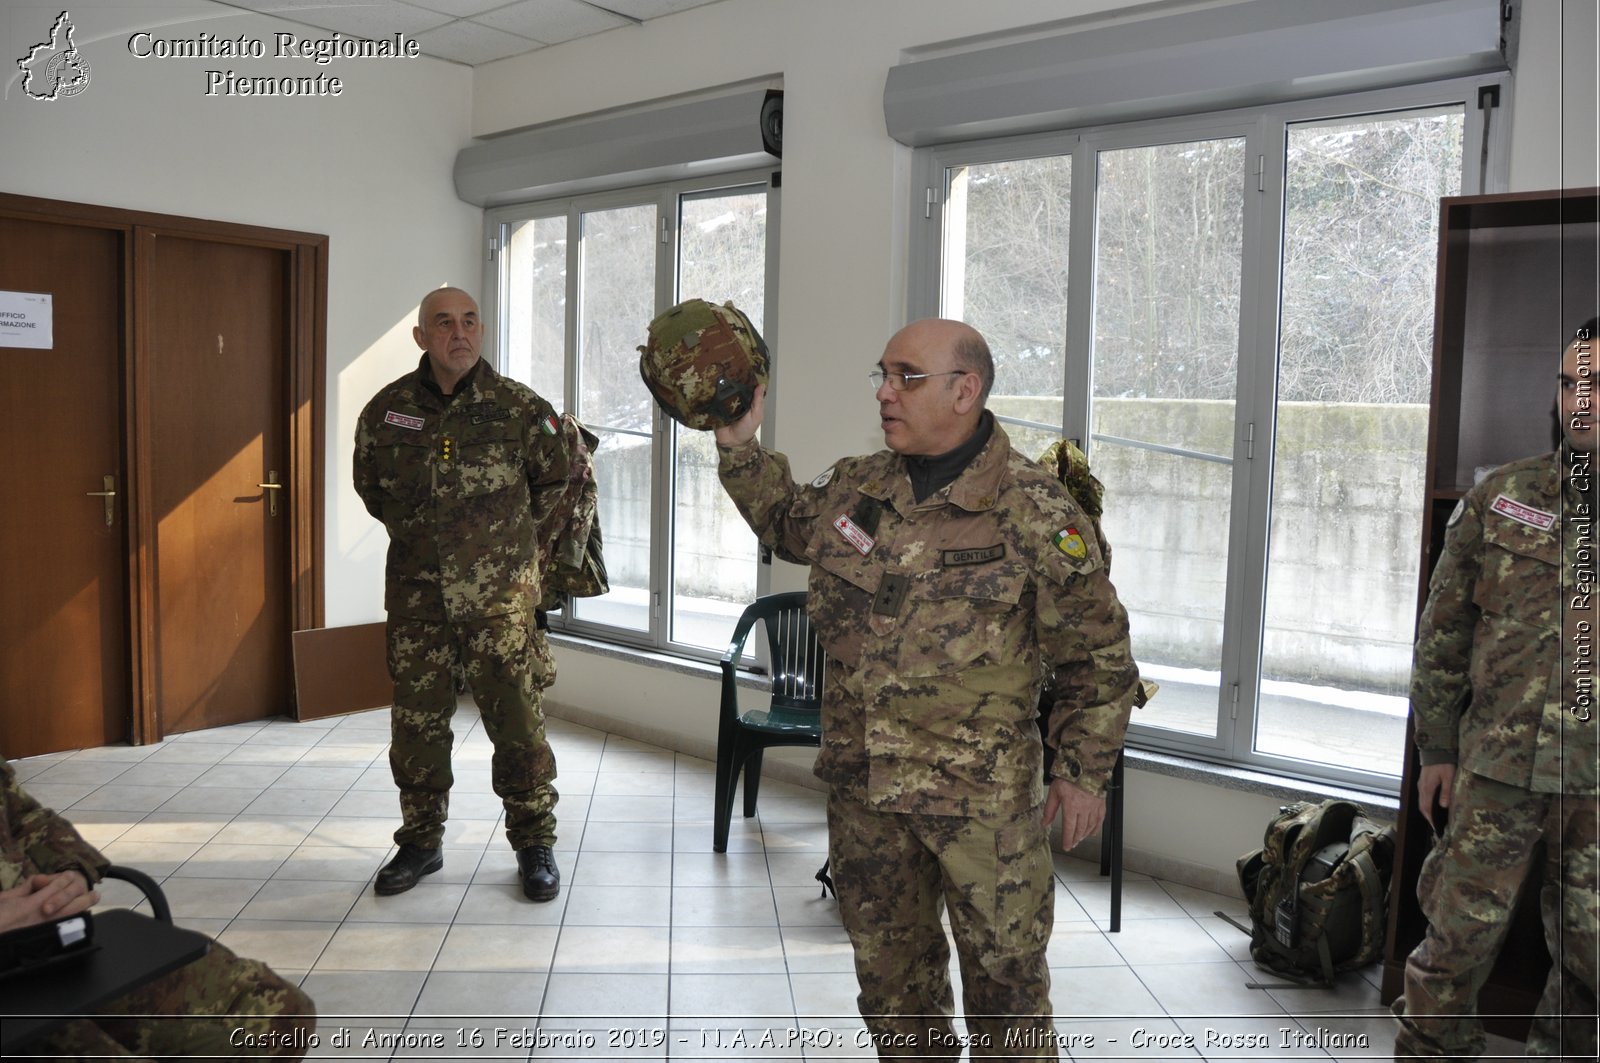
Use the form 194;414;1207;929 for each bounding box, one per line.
209;0;725;66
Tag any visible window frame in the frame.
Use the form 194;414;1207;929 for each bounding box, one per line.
908;75;1509;792
482;167;780;662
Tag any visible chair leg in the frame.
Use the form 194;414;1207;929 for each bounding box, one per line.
1106;749;1125;933
741;748;765;818
713;725;740;853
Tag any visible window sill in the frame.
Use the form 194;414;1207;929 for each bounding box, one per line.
546;632;1400;818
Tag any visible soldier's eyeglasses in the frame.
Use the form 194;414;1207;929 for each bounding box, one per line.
868;369;967;392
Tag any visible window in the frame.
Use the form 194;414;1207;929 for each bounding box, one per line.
489;171;776;658
913;81;1491;789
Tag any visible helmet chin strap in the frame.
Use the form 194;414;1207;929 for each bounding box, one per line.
714;376;753;419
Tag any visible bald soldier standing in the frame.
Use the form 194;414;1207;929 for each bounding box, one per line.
1395;318;1598;1059
715;319;1139;1059
354;287;569;902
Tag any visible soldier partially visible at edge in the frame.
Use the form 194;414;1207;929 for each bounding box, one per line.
353;287;570;902
1394;317;1598;1059
713;318;1140;1060
1;757;315;1057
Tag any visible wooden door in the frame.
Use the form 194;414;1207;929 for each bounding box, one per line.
0;216;130;758
140;233;291;734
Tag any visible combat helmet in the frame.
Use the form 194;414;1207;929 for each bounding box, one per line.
638;299;769;430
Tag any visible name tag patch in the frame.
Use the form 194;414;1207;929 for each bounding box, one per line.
1490;493;1556;531
384;410;425;431
941;544;1006;566
833;514;875;556
467;402;510;424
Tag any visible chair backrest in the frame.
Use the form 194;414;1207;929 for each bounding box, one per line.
724;591;824;715
758;594;825;715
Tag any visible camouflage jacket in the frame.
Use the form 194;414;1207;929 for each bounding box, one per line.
1;758;108;892
354;356;570;622
538;414;608;610
1411;451;1597;795
718;423;1140;817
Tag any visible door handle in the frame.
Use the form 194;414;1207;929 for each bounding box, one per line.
85;474;116;527
257;471;282;517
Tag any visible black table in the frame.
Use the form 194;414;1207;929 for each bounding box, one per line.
0;909;211;1052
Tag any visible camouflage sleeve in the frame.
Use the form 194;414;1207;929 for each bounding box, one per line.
2;759;109;884
716;439;818;565
352;405;385;522
524;398;573;539
1409;497;1483;764
1035;529;1140;797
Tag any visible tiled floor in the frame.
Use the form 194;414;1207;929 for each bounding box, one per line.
13;705;1520;1060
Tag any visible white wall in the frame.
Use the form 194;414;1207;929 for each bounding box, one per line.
474;0;1600;891
0;0;478;628
1509;0;1599;191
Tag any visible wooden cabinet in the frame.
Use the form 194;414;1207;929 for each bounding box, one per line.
1380;186;1599;1037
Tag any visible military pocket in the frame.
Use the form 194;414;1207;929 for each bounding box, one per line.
455;421;524;498
1473;522;1559;630
808;543;877;668
896;561;1029;678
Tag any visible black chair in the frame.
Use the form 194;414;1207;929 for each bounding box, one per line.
714;592;825;853
1039;696;1126;933
103;865;172;924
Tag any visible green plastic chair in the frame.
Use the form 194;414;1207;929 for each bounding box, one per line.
714;592;824;852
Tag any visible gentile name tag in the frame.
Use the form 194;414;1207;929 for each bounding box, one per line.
941;544;1005;566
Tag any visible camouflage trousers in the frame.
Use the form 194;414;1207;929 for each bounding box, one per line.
1395;769;1598;1060
386;613;558;850
33;941;315;1060
826;791;1057;1060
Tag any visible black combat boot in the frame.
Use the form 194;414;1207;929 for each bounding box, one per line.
516;845;560;902
374;843;443;895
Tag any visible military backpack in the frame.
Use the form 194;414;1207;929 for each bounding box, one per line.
1220;799;1396;986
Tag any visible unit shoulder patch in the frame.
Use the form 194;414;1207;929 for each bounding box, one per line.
1052;526;1088;560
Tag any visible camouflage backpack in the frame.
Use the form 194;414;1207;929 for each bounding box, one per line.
637;298;769;430
538;413;608;612
1221;799;1396;986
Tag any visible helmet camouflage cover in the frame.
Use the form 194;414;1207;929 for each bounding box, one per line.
638;299;770;430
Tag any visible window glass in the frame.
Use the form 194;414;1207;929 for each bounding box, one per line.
504;216;567;405
941;156;1073;461
572;202;657;633
1256;108;1463;776
1092;137;1245;740
672;189;767;651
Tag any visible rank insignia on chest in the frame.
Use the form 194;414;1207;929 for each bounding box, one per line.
541;414;559;435
439;436;455;463
1053;526;1087;559
872;573;909;617
384;410;425;431
833;513;875;555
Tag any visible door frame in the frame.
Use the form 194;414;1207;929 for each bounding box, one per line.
0;192;327;744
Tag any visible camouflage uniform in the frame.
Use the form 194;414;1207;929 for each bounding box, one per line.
718;423;1139;1059
353;355;569;851
1;758;314;1058
1397;451;1598;1060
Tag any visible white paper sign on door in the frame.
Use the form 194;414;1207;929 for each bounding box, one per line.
0;291;53;349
